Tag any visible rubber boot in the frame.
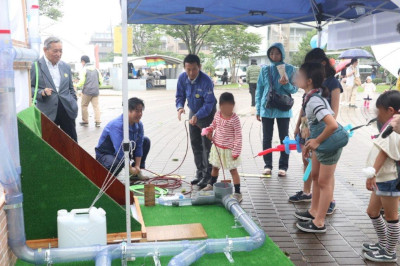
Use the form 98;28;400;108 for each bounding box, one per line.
191;177;202;185
191;172;203;185
197;176;212;189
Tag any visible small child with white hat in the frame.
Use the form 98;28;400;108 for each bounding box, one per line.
362;76;376;108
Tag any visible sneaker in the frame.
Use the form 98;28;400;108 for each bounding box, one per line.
262;168;272;175
202;184;213;191
364;249;397;262
95;122;101;127
362;242;383;252
326;201;336;215
79;122;89;126
232;193;243;203
294;210;314;221
278;169;287;177
289;191;312;203
296;220;326;233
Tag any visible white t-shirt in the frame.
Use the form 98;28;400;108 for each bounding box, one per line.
346;65;360;87
366;123;400;182
362;82;376;96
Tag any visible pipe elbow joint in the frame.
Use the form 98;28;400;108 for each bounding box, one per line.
9;245;37;264
251;230;266;249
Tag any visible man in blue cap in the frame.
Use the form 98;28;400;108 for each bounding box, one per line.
176;54;217;189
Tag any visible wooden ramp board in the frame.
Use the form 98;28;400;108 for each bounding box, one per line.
26;231;143;249
41;113;133;204
146;223;207;242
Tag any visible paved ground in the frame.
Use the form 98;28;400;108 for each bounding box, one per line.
76;88;397;266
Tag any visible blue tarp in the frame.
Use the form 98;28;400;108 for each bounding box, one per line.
127;0;398;26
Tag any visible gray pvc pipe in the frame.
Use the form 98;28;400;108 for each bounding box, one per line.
13;47;39;62
95;249;112;266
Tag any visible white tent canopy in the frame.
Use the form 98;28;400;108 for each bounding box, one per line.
328;11;400;50
372;42;400;77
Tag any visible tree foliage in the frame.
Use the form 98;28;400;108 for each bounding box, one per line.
39;0;63;20
199;53;216;76
132;25;162;56
161;25;214;55
289;29;317;67
210;26;261;81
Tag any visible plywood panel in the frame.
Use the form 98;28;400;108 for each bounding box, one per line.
26;231;143;249
146;224;207;242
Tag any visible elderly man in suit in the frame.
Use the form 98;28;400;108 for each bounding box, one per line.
31;36;78;141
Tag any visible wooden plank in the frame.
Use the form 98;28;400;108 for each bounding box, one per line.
26;231;143;249
41;113;134;204
134;196;147;239
144;184;155;206
146;224;207;242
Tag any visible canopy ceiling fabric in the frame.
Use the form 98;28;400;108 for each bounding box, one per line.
127;0;398;27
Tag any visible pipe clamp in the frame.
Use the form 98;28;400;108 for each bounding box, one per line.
4;203;23;210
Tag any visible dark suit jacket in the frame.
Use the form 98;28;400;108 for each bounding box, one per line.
31;57;78;121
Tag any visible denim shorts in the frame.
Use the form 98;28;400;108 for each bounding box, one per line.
376;179;400;197
315;148;343;165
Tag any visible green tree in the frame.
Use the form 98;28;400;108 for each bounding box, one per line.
289;29;316;67
39;0;63;20
162;25;214;54
100;52;115;62
199;53;216;76
132;25;162;56
210;26;261;82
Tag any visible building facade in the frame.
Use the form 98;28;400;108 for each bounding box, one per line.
248;23;314;66
89;31;113;60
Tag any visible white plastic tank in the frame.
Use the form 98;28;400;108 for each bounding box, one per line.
57;207;107;248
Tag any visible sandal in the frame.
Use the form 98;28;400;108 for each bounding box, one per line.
278;170;287;177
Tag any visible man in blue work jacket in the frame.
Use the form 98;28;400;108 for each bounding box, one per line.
95;97;150;181
176;54;217;189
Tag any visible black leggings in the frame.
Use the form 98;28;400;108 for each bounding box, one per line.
261;117;290;171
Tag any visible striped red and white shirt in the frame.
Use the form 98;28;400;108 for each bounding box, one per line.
205;111;242;157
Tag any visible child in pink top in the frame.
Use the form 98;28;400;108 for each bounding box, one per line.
201;92;243;202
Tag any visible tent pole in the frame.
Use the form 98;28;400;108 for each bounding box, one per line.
317;23;322;48
121;0;131;244
317;28;322;48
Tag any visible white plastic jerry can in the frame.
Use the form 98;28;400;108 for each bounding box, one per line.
57;207;107;248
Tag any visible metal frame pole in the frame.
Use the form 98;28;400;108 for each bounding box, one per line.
121;0;131;244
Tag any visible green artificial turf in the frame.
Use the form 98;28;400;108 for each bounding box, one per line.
17;119;141;240
17;204;292;265
17;106;42;137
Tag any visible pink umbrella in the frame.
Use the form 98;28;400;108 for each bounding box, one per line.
335;59;351;73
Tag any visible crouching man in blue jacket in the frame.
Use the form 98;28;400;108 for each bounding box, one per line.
96;97;150;181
